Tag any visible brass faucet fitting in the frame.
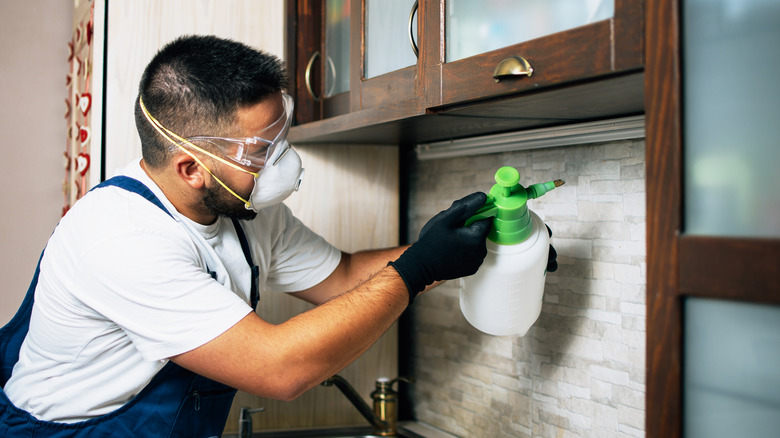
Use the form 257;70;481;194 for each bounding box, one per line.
371;377;413;437
322;375;413;437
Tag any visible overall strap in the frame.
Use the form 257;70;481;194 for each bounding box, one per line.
231;218;260;311
1;176;172;385
0;175;239;437
100;176;259;310
0;253;42;386
92;176;174;218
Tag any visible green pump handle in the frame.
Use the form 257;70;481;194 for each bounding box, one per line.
465;166;564;244
465;195;499;226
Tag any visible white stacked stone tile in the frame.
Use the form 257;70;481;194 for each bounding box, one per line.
407;139;647;437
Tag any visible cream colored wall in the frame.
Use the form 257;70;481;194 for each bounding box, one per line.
226;143;400;433
0;1;73;325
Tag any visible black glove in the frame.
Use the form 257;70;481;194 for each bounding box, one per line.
546;224;558;273
389;192;493;305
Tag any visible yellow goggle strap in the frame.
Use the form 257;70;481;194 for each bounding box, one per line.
139;96;259;208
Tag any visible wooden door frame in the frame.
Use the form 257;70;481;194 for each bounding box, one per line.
645;0;780;437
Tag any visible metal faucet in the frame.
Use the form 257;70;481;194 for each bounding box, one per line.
322;374;412;437
238;405;265;438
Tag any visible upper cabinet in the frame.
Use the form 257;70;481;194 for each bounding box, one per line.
292;0;351;124
359;0;421;111
432;0;643;106
290;0;423;125
287;0;644;144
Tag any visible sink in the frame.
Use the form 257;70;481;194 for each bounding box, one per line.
224;425;419;438
223;421;454;438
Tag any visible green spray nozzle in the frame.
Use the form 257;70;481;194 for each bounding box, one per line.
465;166;564;245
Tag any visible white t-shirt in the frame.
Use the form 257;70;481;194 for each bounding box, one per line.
4;160;341;423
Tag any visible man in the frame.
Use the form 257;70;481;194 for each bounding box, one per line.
0;35;500;436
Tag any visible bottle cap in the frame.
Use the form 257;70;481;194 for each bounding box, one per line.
466;166;563;245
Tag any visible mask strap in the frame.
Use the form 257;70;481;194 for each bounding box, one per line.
138;96;259;177
139;96;258;209
178;146;254;208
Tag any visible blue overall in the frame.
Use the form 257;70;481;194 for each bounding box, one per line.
0;176;260;437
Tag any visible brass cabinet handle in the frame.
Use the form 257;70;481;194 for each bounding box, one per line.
493;56;534;82
304;51;322;101
408;0;419;58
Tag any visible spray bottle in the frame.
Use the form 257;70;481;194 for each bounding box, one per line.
461;166;564;336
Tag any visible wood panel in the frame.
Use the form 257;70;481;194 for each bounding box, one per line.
287;0;323;124
679;236;780;303
644;0;683;436
289;72;644;145
223;143;400;433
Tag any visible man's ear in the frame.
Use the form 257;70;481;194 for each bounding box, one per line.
172;153;207;189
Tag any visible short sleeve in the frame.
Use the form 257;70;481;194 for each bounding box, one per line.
259;204;341;292
72;228;252;361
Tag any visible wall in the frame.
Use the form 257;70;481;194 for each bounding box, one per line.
227;143;400;433
405;139;646;438
0;1;73;325
102;0;285;179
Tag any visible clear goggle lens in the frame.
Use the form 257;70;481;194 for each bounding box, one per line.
184;93;293;170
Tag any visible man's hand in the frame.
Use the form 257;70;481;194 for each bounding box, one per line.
546;225;558;273
389;192;492;303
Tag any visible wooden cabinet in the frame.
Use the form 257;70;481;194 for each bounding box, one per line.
645;0;780;437
289;0;423;125
431;0;643;106
287;0;644;145
290;0;348;124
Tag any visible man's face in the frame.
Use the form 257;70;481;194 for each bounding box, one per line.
198;93;287;221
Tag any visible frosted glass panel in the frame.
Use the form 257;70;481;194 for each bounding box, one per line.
446;0;614;62
684;299;780;438
683;0;780;237
365;0;417;79
324;0;350;97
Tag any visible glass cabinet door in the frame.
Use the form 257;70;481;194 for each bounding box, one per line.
683;0;780;238
446;0;614;62
364;0;418;79
681;1;780;437
434;0;639;110
357;0;421;111
684;299;780;438
324;0;350;98
293;0;351;123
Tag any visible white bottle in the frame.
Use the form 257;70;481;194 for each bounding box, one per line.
460;167;563;336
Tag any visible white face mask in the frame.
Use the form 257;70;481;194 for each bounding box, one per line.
245;140;304;212
138;95;304;213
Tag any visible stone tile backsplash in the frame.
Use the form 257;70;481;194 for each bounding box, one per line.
405;139;646;437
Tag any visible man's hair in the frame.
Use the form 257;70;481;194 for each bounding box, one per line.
135;35;288;168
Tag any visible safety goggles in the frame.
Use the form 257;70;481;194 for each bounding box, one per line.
183;93;294;170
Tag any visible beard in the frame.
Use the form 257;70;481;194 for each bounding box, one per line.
202;178;258;221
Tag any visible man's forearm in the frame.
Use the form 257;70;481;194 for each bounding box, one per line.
171;265;409;401
292;246;410;305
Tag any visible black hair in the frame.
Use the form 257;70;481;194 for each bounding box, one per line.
135;35;288;168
